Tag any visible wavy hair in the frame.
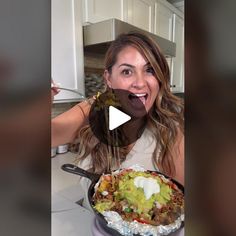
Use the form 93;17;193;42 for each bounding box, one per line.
76;32;184;177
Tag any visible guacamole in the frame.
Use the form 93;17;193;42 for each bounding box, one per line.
93;169;184;226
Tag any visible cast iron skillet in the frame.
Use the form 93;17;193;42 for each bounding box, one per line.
61;164;184;236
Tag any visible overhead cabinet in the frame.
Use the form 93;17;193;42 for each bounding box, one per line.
171;14;184;92
154;1;173;40
154;1;184;92
126;0;155;32
82;0;126;23
83;0;155;33
52;0;85;102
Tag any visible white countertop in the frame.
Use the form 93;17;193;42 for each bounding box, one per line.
52;152;94;236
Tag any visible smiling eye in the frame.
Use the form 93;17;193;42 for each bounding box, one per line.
146;67;155;75
121;69;132;76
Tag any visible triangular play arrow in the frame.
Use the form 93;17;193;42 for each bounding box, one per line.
109;106;131;131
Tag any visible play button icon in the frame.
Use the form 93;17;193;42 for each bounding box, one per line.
89;89;147;147
109;106;131;130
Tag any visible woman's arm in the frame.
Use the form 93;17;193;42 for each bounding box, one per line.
51;101;91;147
172;131;184;186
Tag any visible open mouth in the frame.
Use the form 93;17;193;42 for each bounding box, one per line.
128;93;148;106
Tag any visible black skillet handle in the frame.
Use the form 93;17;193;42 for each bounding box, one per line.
61;164;100;182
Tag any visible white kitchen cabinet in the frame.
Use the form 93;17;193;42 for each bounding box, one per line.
82;0;128;23
171;14;184;92
52;0;85;102
154;1;173;40
154;1;184;92
154;0;184;92
126;0;155;32
83;0;155;33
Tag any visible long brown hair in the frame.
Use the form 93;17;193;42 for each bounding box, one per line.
76;32;184;177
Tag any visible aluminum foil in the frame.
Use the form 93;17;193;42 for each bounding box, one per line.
103;211;184;236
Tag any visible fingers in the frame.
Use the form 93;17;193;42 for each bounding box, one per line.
51;86;60;95
51;81;60;101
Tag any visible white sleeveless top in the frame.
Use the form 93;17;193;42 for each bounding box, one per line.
78;128;160;210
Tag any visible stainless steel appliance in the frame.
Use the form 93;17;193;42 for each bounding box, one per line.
83;18;176;57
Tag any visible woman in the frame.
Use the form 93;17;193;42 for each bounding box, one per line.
52;32;184;185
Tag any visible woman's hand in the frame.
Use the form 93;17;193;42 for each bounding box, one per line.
51;81;60;102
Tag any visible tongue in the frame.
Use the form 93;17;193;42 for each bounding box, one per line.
138;96;146;105
130;96;146;106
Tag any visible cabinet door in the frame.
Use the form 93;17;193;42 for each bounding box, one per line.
52;0;85;102
83;0;127;23
127;0;155;32
154;2;173;41
171;14;184;92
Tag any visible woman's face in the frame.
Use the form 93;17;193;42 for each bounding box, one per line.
105;46;159;115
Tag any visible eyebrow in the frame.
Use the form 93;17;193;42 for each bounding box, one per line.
118;62;151;68
118;63;135;68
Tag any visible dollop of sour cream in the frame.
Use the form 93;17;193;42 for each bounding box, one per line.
134;176;160;200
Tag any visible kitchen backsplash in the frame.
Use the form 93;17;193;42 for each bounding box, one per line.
84;52;105;69
84;51;106;97
85;73;105;97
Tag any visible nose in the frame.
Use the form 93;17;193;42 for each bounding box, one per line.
131;72;146;89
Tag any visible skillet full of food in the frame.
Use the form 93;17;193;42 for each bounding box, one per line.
62;164;184;236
